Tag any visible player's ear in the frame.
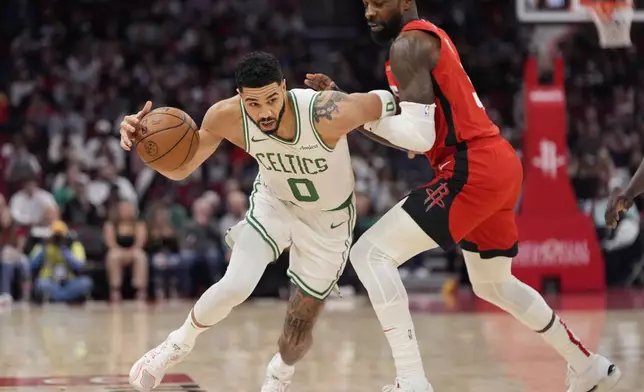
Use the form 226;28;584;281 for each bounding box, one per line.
281;79;287;92
402;0;413;11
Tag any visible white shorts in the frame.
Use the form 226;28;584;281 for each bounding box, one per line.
226;178;356;300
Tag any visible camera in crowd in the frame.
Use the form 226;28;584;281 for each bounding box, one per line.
48;220;73;247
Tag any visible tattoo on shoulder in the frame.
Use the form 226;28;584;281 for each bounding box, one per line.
312;91;346;123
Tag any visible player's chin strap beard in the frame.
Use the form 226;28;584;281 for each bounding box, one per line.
249;101;287;136
370;14;404;46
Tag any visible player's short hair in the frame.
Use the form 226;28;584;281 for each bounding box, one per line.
235;52;284;90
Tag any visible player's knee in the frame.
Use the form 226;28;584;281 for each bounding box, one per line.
349;236;371;270
470;274;538;314
470;280;507;304
349;237;381;289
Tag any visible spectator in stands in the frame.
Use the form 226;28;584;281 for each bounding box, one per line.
104;200;148;302
3;134;41;185
61;181;103;227
85;119;125;172
218;190;247;241
146;204;180;301
48;116;87;172
0;195;29;305
87;163;137;208
30;220;92;303
9;174;56;227
24;204;62;255
180;198;222;296
52;162;89;205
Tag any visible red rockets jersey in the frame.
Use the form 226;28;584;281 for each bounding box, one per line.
384;19;499;167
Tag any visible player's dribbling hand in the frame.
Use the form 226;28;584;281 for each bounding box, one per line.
304;73;337;91
605;187;633;229
120;101;152;151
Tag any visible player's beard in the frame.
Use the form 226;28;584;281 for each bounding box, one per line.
250;102;286;135
369;13;404;47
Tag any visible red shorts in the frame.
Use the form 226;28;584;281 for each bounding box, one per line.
401;136;522;258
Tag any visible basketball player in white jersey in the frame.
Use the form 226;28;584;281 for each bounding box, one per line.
119;52;399;392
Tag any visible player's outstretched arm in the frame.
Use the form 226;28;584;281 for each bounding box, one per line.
362;31;440;153
119;102;224;181
310;89;397;141
305;73;417;156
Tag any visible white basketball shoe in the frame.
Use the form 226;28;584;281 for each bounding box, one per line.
129;332;192;391
260;354;294;392
566;354;621;392
382;377;434;392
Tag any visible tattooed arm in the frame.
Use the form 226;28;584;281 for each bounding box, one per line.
310;89;397;146
361;31;440;152
326;84;410;152
277;285;325;365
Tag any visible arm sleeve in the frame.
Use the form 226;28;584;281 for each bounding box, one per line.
364;102;436;152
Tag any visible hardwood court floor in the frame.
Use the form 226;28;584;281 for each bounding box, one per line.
0;291;642;392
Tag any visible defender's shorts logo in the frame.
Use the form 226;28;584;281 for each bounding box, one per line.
424;183;449;211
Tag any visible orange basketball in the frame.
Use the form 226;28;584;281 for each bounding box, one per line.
136;107;199;172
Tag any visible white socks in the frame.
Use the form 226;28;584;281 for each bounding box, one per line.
171;310;208;347
267;353;295;380
539;313;593;373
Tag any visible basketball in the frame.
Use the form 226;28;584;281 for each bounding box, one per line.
135;107;199;172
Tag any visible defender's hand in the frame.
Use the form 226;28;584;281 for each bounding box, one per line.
605;188;633;229
120;101;152;151
305;73;337;91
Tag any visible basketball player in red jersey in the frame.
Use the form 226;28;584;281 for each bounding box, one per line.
307;1;620;391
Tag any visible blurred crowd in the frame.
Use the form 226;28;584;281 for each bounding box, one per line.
0;0;643;306
561;24;644;283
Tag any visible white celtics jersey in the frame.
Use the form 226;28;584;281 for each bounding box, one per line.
240;88;354;210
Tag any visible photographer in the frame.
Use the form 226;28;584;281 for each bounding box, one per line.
30;220;92;303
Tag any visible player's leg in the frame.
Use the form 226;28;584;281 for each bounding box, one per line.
350;150;503;392
130;183;289;392
261;196;356;392
350;197;439;392
462;211;620;392
129;225;277;391
261;285;325;392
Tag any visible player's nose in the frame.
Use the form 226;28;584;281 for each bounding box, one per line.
364;6;376;20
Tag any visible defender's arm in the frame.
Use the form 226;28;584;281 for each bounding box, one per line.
364;31;440;152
